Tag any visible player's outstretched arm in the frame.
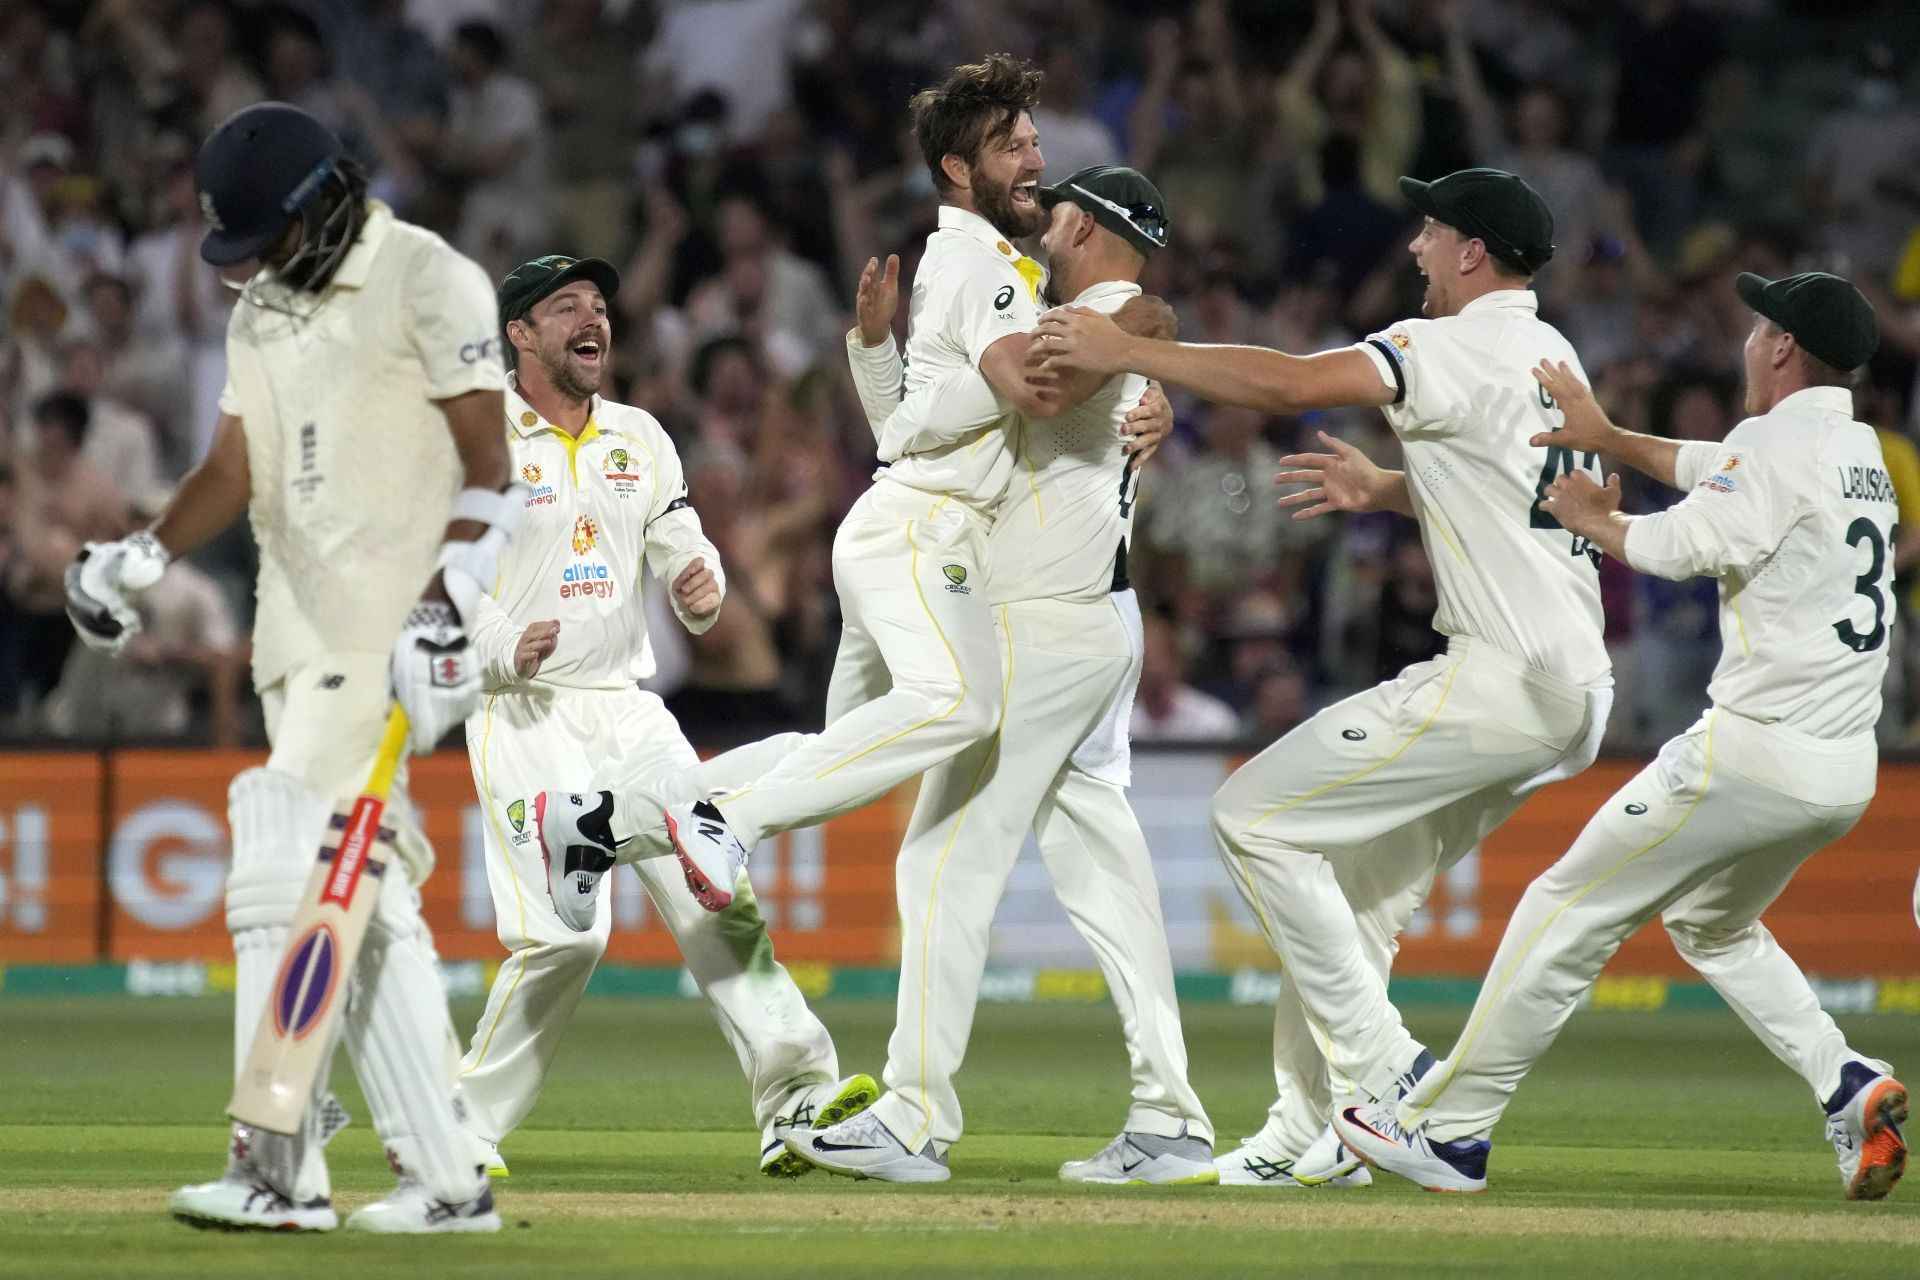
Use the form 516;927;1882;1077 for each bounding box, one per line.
1036;307;1395;415
1539;470;1630;563
1530;360;1681;489
1277;430;1415;519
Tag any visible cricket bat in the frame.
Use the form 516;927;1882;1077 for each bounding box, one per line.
228;705;411;1135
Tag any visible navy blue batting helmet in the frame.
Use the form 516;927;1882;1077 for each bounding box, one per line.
194;103;344;266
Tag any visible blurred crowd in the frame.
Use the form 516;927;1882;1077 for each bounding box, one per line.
3;0;1920;753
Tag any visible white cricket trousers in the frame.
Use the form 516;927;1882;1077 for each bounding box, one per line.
460;684;838;1141
1401;708;1888;1142
1211;638;1597;1157
713;480;1002;849
868;591;1213;1154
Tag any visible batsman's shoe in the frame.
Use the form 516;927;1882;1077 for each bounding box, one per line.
761;1073;882;1178
1059;1126;1218;1185
662;799;746;912
534;790;617;932
343;1182;502;1234
1217;1125;1371;1188
1823;1060;1909;1201
1334;1099;1488;1194
483;1142;509;1179
782;1109;951;1182
170;1177;337;1232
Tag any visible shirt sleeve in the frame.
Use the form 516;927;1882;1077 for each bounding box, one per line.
1622;443;1792;581
641;429;726;635
846;329;1010;461
1670;439;1726;493
1353;318;1462;435
468;591;525;688
408;244;508;400
937;253;1040;368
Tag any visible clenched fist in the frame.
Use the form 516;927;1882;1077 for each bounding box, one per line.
674;557;721;618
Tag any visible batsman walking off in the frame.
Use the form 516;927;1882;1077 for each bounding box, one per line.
64;103;522;1232
1040;168;1613;1187
1341;271;1908;1201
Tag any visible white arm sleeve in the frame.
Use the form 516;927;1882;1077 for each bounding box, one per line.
642;436;725;634
1622;446;1789;581
468;592;524;687
846;330;1011;461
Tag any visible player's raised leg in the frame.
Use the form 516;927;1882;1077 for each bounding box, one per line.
667;485;1004;862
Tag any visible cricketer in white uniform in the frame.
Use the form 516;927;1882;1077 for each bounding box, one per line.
621;58;1132;896
787;167;1214;1185
65;105;522;1233
1342;271;1909;1200
456;255;875;1177
1039;168;1613;1187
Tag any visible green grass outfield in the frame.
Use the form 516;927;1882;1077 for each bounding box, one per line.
4;996;1918;1278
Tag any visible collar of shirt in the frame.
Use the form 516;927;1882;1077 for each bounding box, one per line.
507;373;602;440
1455;288;1539;318
1771;385;1855;420
1065;278;1143;308
937;204;1025;264
328;200;396;291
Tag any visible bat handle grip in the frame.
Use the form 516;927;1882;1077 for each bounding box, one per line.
365;705;411;800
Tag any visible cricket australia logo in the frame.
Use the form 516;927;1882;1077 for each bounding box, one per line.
571;514;600;554
604;446;640;495
942;564;971;594
507;799;526;833
199;190;225;231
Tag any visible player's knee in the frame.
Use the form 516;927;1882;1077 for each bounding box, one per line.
902;670;997;742
544;925;607;971
1661;913;1749;958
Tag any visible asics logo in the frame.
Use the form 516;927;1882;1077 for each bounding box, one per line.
1242;1156;1293;1181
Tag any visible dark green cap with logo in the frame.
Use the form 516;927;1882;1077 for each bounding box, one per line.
1038;166;1171;257
498;254;622;327
1735;271;1879;372
1398;167;1554;274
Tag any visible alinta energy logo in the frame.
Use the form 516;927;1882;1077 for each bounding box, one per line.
562;514;614;599
523;460;556;507
522;463;542;485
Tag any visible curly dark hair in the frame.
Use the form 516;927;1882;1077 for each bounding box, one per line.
909;54;1044;196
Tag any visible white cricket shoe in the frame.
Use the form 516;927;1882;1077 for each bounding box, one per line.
170;1177;337;1232
1216;1123;1371;1188
662;799;746;912
1823;1060;1908;1201
1059;1126;1218;1185
782;1109;951;1182
533;790;618;931
761;1073;881;1178
344;1181;502;1233
483;1141;509;1179
1333;1098;1489;1193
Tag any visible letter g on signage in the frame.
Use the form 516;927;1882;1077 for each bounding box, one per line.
109;801;227;930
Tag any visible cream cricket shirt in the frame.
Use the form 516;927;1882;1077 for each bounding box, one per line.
1624;386;1895;744
874;205;1042;516
219;201;504;691
981;279;1146;605
845;268;1145;605
468;381;721;692
1355;290;1611;687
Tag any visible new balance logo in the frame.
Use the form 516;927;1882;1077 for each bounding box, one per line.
699;822;726;839
317;673;346;689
